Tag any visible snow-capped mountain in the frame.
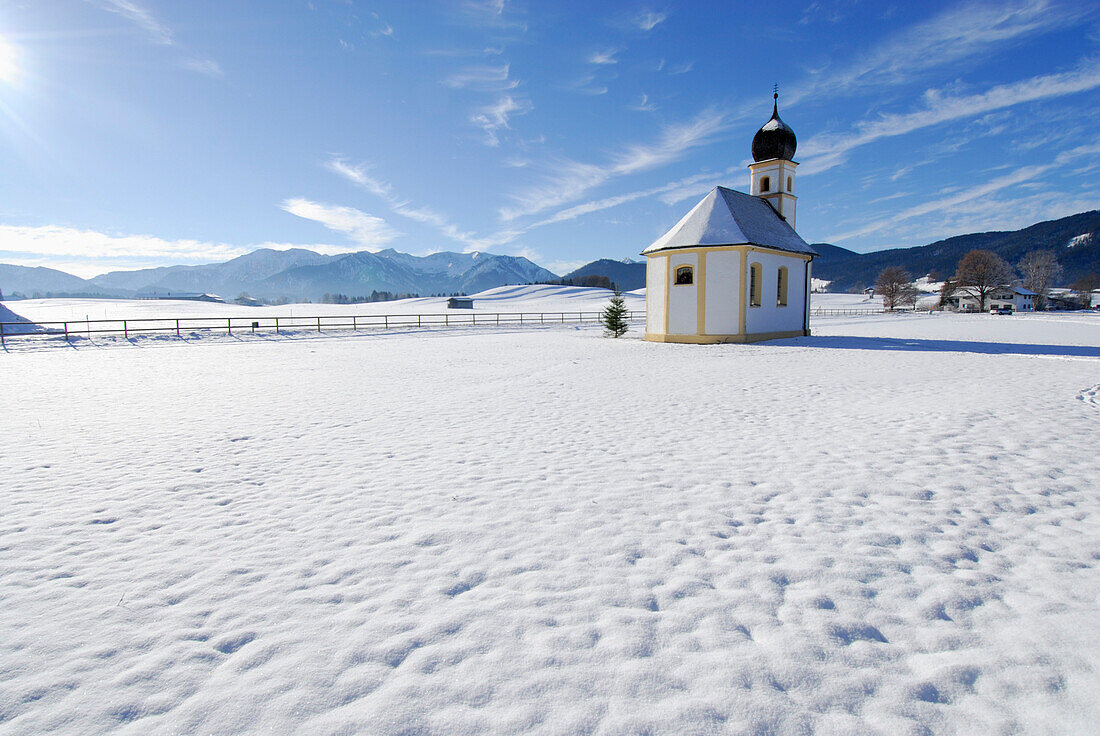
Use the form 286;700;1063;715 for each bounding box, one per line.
26;248;560;301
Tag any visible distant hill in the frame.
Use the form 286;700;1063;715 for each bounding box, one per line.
564;259;646;291
0;247;561;302
813;211;1100;292
90;248;331;295
0;264;104;297
253;250;557;300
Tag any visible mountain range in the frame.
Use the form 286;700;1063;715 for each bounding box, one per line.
0;248;558;301
810;210;1100;292
1;210;1097;301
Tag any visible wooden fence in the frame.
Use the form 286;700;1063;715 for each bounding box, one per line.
0;310;647;347
809;307;887;316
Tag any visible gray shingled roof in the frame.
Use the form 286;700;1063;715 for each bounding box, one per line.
642;186;817;256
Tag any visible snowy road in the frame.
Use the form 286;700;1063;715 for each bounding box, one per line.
1;313;1098;734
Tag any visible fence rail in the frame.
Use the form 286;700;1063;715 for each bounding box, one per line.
809;308;887;316
0;310;647;346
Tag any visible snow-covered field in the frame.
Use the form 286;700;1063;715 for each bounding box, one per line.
2;306;1098;735
4;285;647;327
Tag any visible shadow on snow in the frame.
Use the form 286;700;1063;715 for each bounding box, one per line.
786;335;1100;359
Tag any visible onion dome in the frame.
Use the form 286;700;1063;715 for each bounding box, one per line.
751;92;797;162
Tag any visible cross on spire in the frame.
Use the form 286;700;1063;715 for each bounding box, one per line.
773;83;779;100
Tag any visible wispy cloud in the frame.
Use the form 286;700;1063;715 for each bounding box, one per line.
790;0;1091;102
181;58;223;77
631;10;667;32
828;164;1053;242
799;57;1100;174
629;93;657;112
370;12;396;39
501;108;729;221
529;169;737;229
471;95;533;146
443;63;519;91
93;0;173;45
280;198;400;249
325;158;514;251
456;0;526;32
588;49;618;65
567;73;610;95
89;0;222;76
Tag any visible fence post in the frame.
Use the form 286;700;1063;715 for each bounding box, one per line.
386;315;390;329
445;314;448;327
275;317;280;334
520;313;523;324
227;318;231;335
353;316;357;331
124;320;128;339
418;315;422;328
0;322;4;347
64;322;69;342
317;316;321;333
176;318;180;337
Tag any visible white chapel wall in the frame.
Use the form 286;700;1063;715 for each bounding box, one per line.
667;252;698;335
645;256;667;333
704;251;740;335
745;250;807;334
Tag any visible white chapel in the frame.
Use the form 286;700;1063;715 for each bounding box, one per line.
643;93;817;344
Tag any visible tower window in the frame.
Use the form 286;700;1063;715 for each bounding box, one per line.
777;266;788;307
786;176;792;192
760;176;770;193
675;266;694;285
750;263;762;307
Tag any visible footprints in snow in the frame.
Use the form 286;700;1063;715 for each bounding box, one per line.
1077;384;1100;408
213;632;256;655
443;572;486;597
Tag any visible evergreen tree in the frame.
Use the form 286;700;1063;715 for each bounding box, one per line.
601;288;629;337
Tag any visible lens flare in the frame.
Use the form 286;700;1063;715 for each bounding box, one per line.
0;35;20;85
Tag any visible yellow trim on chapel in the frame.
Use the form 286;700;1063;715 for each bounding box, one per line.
696;251;706;335
643;243;813;344
644;330;805;344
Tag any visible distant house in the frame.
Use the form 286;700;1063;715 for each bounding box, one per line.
137;292;225;303
1047;294;1083;311
953;286;1035;312
447;297;474;309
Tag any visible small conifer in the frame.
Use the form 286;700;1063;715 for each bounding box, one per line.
601;288;629;337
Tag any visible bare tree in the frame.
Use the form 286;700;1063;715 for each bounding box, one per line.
875;267;920;311
938;277;959;309
954;250;1014;312
1017;251;1062;310
1072;273;1099;308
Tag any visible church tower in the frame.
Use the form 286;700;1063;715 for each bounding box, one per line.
749;91;798;229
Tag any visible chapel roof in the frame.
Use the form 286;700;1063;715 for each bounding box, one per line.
642;186;817;256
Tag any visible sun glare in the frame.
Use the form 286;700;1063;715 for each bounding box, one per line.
0;35;20;85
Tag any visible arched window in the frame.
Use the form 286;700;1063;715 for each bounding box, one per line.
777;266;788;307
786;176;792;192
674;265;694;285
760;176;771;193
749;262;762;307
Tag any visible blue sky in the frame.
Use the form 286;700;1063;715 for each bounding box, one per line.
0;0;1098;277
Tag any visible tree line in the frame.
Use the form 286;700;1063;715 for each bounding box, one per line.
873;250;1097;311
